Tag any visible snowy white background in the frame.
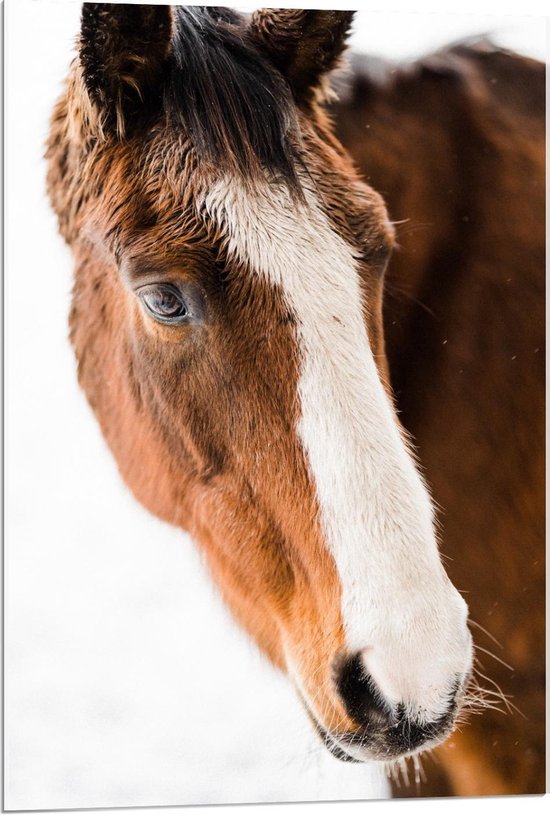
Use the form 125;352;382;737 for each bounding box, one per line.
3;0;547;812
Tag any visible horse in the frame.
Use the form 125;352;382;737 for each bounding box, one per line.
330;41;545;795
46;3;479;793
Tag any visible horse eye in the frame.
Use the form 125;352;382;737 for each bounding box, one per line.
138;284;189;324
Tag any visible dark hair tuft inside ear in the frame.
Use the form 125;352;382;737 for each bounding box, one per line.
250;9;355;102
79;3;173;137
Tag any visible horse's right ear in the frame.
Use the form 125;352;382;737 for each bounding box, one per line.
79;3;173;138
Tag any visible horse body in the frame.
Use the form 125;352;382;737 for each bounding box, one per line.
45;4;543;797
332;42;545;794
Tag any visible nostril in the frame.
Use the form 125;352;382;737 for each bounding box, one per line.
330;654;464;759
334;651;393;728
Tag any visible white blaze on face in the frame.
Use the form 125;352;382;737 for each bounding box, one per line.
203;177;472;722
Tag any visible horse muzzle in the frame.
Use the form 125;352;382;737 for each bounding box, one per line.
304;648;472;763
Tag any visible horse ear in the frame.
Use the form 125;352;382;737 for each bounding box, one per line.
79;3;173;137
249;9;355;102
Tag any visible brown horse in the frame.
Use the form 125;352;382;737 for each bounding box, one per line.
331;41;545;795
46;3;540;798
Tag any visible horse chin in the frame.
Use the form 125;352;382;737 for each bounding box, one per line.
314;719;454;766
322;724;454;766
303;699;457;766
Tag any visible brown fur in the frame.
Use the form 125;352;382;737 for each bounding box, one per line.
331;40;545;795
47;5;397;747
46;3;544;795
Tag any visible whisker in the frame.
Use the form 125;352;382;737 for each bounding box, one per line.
468;618;504;650
474;643;514;672
472;668;526;719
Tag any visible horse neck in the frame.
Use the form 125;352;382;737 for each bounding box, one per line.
332;47;545;427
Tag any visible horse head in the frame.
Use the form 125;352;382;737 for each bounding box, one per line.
47;4;473;764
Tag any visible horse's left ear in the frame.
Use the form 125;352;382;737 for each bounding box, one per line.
249;9;355;102
79;3;173;137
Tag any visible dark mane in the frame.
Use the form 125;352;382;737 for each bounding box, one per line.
165;6;300;185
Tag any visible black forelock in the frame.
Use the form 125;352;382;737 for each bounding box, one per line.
165;6;301;186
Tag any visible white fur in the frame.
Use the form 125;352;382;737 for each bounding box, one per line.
203;177;472;724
